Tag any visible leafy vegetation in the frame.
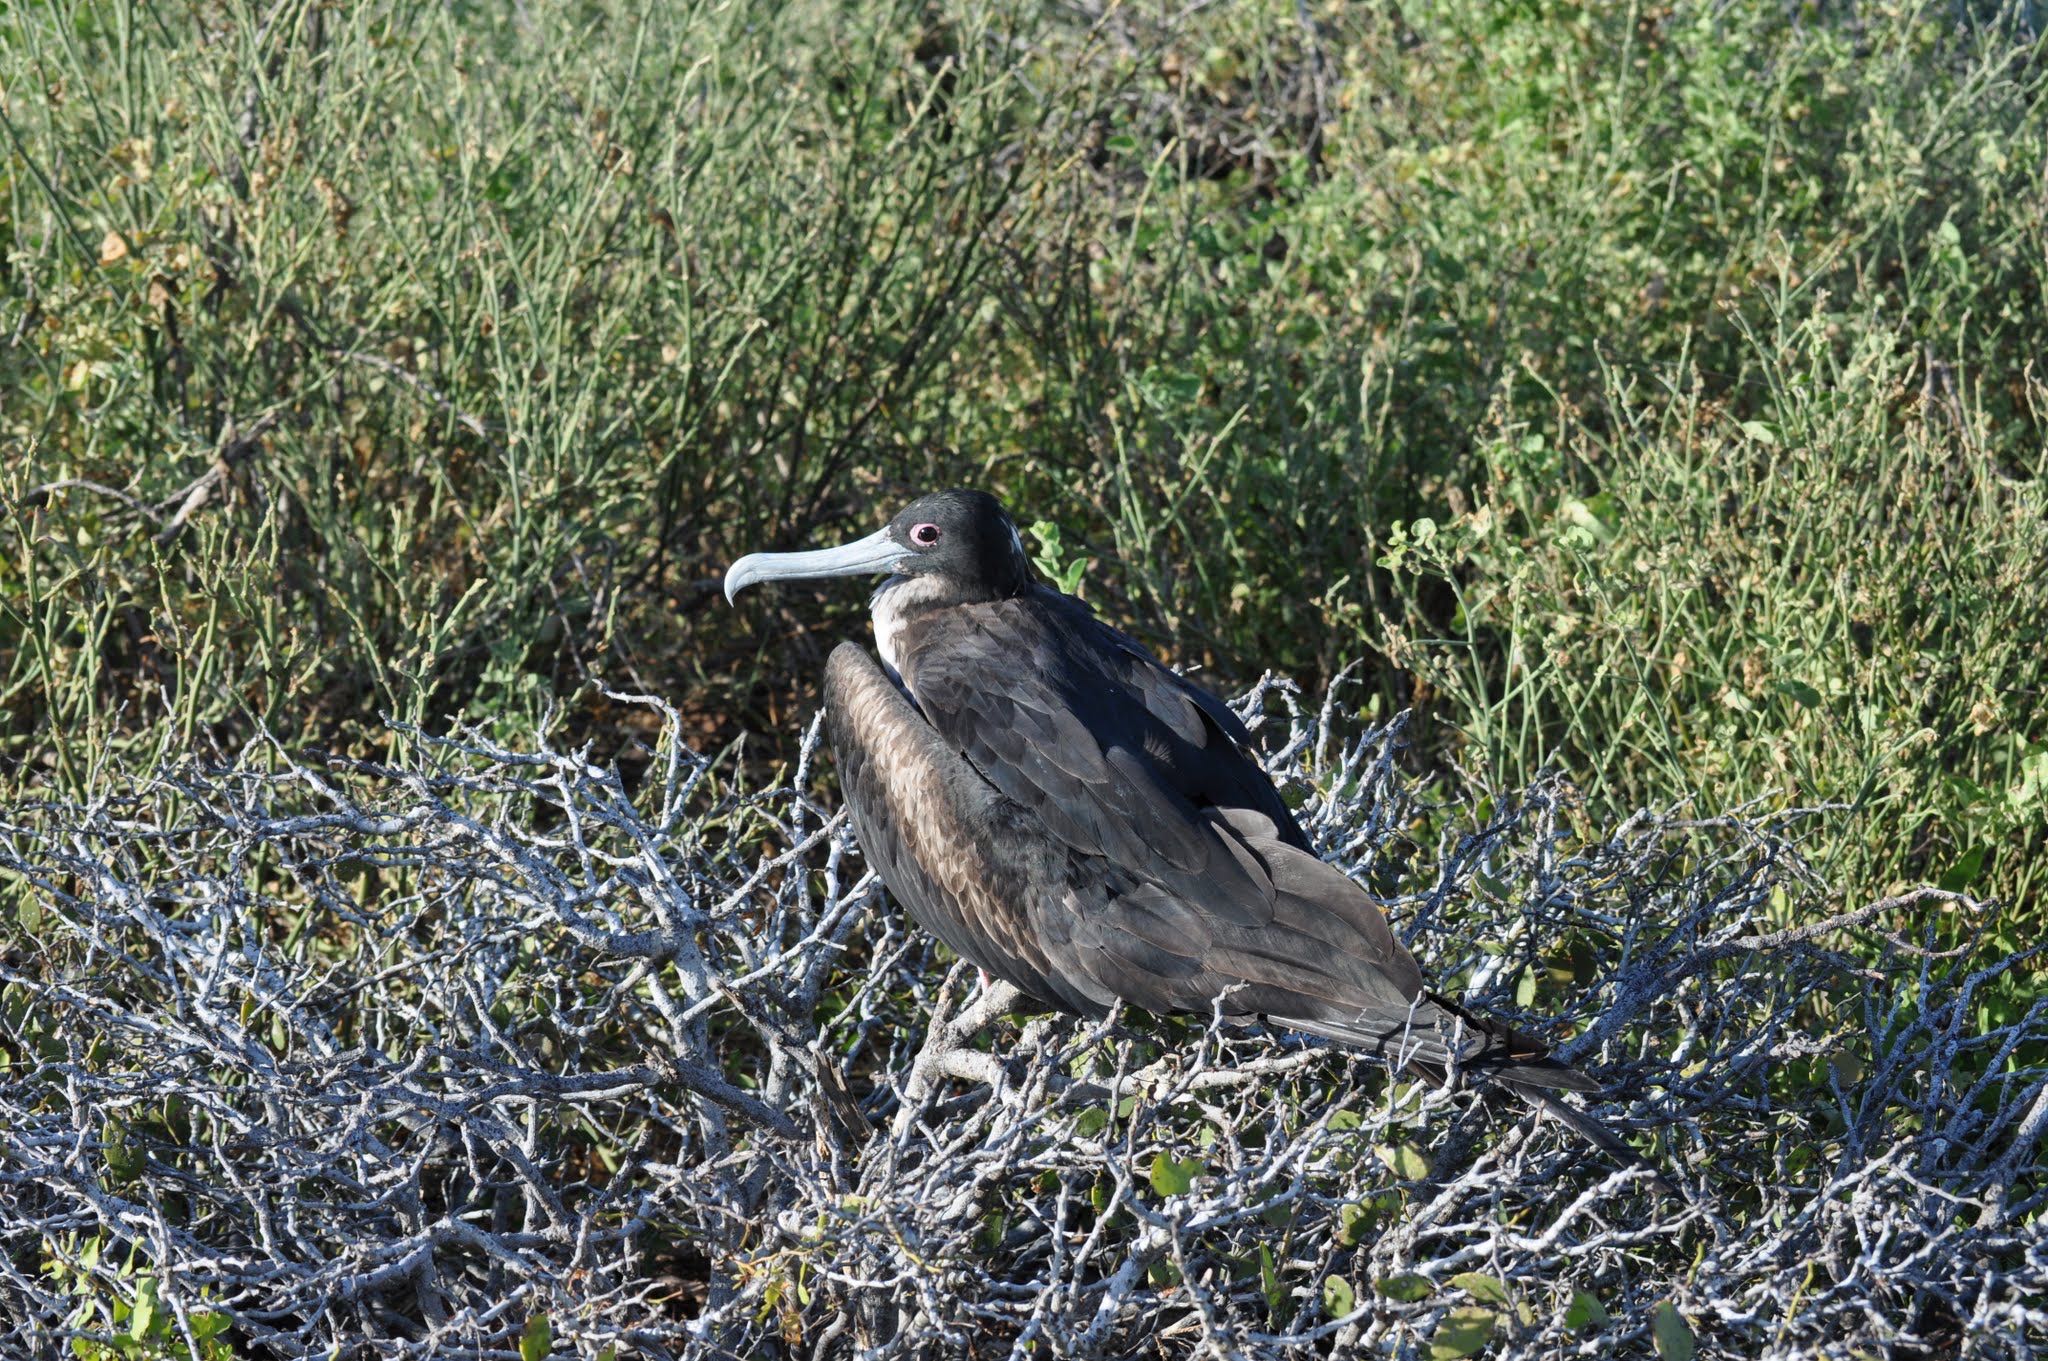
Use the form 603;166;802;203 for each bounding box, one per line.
2;2;2044;1347
5;0;2044;908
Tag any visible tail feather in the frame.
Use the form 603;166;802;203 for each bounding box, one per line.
1514;1087;1687;1203
1272;997;1685;1202
1274;992;1601;1092
1427;990;1604;1092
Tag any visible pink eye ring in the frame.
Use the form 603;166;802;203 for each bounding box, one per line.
909;522;943;547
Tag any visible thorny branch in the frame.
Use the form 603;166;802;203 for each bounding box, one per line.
0;684;2038;1359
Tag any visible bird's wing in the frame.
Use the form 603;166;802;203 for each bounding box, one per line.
1046;808;1595;1086
825;642;1072;1009
1039;804;1435;1035
893;600;1567;1075
1089;609;1314;851
899;593;1304;925
897;591;1423;1013
869;602;1593;1091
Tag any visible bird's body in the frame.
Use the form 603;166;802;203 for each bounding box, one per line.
827;580;1588;1089
728;489;1666;1183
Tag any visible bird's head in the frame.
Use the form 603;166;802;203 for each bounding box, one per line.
724;489;1033;605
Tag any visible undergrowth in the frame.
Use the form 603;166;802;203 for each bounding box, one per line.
0;692;2035;1358
3;5;2044;1016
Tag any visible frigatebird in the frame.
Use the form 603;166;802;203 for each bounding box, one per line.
726;489;1666;1188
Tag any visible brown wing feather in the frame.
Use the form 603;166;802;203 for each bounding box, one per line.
897;592;1299;929
830;595;1596;1095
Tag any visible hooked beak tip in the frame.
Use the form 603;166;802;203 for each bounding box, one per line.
721;559;753;606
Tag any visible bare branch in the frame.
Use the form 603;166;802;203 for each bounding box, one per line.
0;686;2032;1359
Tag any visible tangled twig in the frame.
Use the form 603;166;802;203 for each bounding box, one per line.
0;687;2036;1359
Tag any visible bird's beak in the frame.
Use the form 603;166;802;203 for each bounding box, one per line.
723;528;914;604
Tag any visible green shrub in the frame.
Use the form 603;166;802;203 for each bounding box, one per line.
1380;306;2048;921
4;0;2044;918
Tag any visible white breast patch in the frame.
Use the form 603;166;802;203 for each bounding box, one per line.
870;574;949;679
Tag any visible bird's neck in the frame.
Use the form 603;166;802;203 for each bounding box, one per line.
870;575;955;681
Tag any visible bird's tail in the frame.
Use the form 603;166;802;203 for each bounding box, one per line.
1394;995;1687;1202
1509;1085;1686;1203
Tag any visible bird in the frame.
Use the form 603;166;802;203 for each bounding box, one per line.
725;488;1671;1193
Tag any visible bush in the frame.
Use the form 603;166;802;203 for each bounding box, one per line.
0;693;2036;1357
6;1;2044;924
9;5;2046;1353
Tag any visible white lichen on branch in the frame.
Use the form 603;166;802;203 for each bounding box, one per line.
0;685;2037;1358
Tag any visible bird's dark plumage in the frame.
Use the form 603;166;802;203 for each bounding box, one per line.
729;489;1664;1182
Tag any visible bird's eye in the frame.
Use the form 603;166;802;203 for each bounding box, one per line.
909;522;943;548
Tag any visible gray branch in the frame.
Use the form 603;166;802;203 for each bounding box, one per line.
0;687;2034;1359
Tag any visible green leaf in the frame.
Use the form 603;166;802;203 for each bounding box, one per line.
2014;746;2048;810
1258;1244;1291;1322
1564;1289;1610;1330
1322;1275;1357;1318
1739;420;1778;446
1376;1273;1434;1302
1514;965;1536;1007
1944;772;1995;811
16;893;42;935
1653;1301;1695;1360
1774;679;1822;708
129;1276;158;1341
1149;1152;1202;1197
1072;1106;1108;1137
1376;1141;1432;1179
1337;1201;1374;1246
1559;496;1618;545
1451;1271;1509;1304
101;1119;142;1185
1830;1047;1866;1087
1939;845;1987;892
520;1311;552;1361
1429;1305;1497;1359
